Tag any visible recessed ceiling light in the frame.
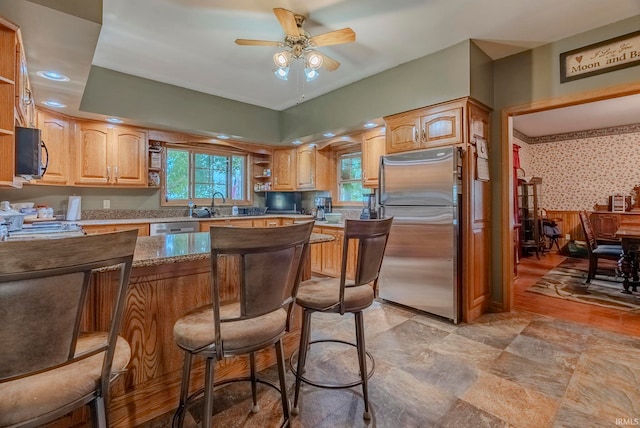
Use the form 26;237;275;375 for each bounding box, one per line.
36;70;70;82
218;134;230;140
323;132;335;138
363;122;377;128
106;117;124;124
42;100;66;108
292;140;303;145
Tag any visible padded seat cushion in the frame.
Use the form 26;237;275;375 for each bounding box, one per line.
0;332;131;427
173;303;287;353
296;277;374;312
593;245;623;257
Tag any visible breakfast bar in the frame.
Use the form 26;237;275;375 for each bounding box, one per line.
83;229;331;428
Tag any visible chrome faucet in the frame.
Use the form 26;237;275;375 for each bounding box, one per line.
210;191;226;216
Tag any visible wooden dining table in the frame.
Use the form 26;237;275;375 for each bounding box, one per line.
614;224;640;293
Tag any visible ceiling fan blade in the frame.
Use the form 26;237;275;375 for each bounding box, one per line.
273;8;299;37
235;39;282;47
310;28;356;47
319;53;340;71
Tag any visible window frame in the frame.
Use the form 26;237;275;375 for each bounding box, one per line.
334;145;365;206
161;144;252;207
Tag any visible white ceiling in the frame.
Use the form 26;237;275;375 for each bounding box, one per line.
3;0;640;138
513;93;640;137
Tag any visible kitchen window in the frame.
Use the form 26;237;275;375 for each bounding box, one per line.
337;151;365;203
164;147;248;205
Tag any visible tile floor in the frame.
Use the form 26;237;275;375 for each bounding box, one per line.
142;300;640;428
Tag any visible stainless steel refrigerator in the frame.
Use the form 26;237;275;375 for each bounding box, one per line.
378;146;461;323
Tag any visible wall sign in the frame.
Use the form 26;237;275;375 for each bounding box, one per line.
560;30;640;83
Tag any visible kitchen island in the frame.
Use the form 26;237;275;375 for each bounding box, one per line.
79;229;331;428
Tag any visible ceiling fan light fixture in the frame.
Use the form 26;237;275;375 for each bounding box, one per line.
304;68;320;82
305;52;323;69
274;66;289;80
273;51;291;68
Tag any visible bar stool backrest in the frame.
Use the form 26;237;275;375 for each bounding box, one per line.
209;221;314;357
0;230;137;383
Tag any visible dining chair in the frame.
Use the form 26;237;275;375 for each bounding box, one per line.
0;230;138;427
172;221;314;428
290;217;393;421
578;210;623;283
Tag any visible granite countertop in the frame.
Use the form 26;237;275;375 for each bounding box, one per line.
77;214;314;226
132;231;334;268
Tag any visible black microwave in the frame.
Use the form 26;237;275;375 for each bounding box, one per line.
15;126;47;178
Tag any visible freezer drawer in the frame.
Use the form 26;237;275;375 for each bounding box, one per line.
378;206;459;323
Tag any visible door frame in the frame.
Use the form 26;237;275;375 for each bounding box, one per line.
500;81;640;311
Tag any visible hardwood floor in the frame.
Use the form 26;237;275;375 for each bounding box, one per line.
514;250;640;337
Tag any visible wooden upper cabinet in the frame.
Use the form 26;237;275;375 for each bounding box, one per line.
296;144;316;189
35;110;70;185
111;127;147;186
421;107;462;147
362;128;386;188
14;33;34;128
295;144;330;190
272;147;296;190
385;112;420;154
74;121;147;186
0;19;19;186
385;103;463;154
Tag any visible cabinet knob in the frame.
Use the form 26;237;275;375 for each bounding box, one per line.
413;126;418;143
107;166;111;181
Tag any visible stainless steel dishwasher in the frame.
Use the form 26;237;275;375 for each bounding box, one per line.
150;221;198;235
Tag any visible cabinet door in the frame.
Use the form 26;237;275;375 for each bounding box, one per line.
385;113;420;154
362;128;385;188
296;145;316;189
310;226;323;274
112;127;147;186
36;111;70;185
273;148;296;190
75;122;110;185
420;107;462;148
321;228;342;277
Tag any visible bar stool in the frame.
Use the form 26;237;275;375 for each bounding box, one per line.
0;230;137;427
290;217;393;420
172;221;314;428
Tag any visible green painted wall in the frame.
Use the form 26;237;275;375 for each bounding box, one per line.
80;66;282;144
281;41;472;141
469;41;494;108
490;14;640;305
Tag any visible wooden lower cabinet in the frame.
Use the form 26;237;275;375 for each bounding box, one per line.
82;223;149;236
311;226;357;280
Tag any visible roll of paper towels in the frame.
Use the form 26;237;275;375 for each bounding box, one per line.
66;196;81;221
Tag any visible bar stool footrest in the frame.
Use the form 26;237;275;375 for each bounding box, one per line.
289;339;375;389
172;376;284;427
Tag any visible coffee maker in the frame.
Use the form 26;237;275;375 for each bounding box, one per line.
314;196;332;221
360;193;378;219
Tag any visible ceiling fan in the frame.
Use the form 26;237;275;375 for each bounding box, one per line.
235;8;355;77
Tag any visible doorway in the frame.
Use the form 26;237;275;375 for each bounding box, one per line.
501;84;640;337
